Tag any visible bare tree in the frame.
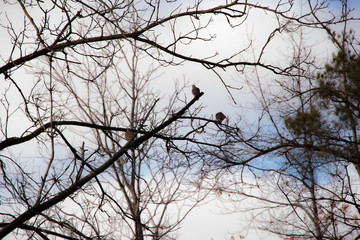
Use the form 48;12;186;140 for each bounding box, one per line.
0;1;250;238
2;0;359;239
204;1;360;239
0;37;209;239
41;39;213;239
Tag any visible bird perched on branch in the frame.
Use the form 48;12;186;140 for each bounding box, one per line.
215;112;226;123
125;128;135;141
192;84;200;97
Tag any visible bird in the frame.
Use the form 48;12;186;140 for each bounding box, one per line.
192;84;200;97
125;128;135;141
215;112;226;123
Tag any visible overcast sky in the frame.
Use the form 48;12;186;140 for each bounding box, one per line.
1;1;360;239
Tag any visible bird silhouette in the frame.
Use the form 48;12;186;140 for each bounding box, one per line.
125;128;135;141
192;84;200;97
215;112;226;123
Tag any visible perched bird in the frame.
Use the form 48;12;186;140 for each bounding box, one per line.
192;84;200;97
215;112;226;123
125;128;135;141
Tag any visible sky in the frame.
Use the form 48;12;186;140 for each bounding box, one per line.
1;0;360;239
